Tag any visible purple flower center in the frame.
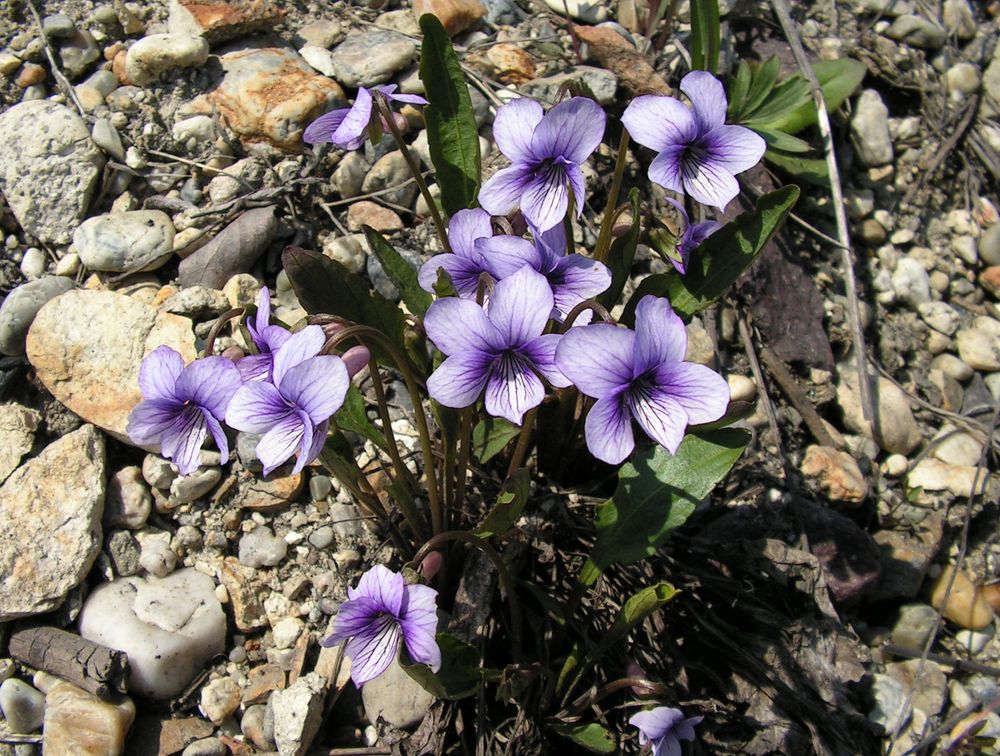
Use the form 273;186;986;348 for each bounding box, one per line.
532;156;569;184
491;349;532;382
681;141;709;174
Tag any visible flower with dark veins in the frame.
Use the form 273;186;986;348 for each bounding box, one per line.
418;207;496;299
321;565;440;686
303;84;428;150
555;296;729;464
127;346;242;475
424;267;569;424
622;71;765;210
478;97;606;232
630;706;703;756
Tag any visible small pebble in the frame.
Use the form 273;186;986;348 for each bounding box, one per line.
239;526;288;568
0;678;45;734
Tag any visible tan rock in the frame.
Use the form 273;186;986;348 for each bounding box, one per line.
929;565;994;630
412;0;485;35
906;458;989;499
169;0;285;44
346;201;403;233
202;46;345;151
242;663;286;704
836;371;921;454
230;470;305;512
800;445;869;505
219;557;268;631
572;25;671;95
0;425;105;620
0;402;40;483
41;677;135;756
26;290;196;443
469;43;535;84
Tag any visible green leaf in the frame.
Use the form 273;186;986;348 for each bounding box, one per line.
727;60;752;116
471;416;520;463
597;188;640;310
549;722;616;753
767;58;866;134
743;75;811;125
764;150;830;185
334;385;388;452
581;430;749;584
281;246;409;367
419;14;481;216
318;433;366;492
689;0;720;73
751;125;813;153
622;186;799;324
742;57;780;118
363;226;433;317
401;632;485;700
475;468;530;538
585;583;677;666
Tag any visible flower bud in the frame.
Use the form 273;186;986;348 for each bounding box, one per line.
418;550;443;581
342;345;371;378
222;345;245;362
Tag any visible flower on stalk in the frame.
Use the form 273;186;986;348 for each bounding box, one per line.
418;207;496;299
659;198;720;275
303;84;428;150
621;71;765;210
225;326;348;475
321;565;440;686
127;347;242;476
555;296;729;464
424;267;570;425
478;97;606;232
238;287;292;382
630;706;703;756
477;223;611;323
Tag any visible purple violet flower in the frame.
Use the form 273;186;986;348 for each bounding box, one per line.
418;207;495;299
303;84;428;150
554;296;730;464
476;223;611;323
127;347;242;476
424;267;570;425
621;71;765;211
630;706;703;756
321;565;440;686
661;198;720;275
225;326;349;475
478;97;606;232
238;287;292;382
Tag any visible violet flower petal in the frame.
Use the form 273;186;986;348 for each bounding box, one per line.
520;167;570;233
418;253;490;298
203;412;230;463
333;86;375;151
400;583;441;671
160;405;209;476
486;266;553;347
621;95;698;151
633;296;686;374
304;419;329;467
477;235;543;280
492;97;545;163
303;107;350;145
426;351;492;408
554;324;635;399
530;96;606;165
226;381;290;434
271;326;326;386
682;157;740;210
655;362;730;424
628;389;687;455
127;397;184;445
478;163;535;218
520;333;571;388
447;207;494;258
483;353;545;425
424;298;500;355
324;595;385;645
237;353;273;383
703;124;767;173
549;254;612;319
346;615;402;685
253;287;271;337
585;394;634;464
175;356;242;419
351;563;405;614
279;355;349;425
256;412;307;476
138;346;184;402
648;145;688;195
681;70;728;132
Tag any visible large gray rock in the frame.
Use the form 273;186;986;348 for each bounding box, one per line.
362;657;434;729
271;673;325;756
74;211;175;273
0;425;106;620
327;31;416;87
0;276;75;356
0;101;104;244
78;569;226;699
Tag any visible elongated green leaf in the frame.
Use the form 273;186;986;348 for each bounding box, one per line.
764;150;829;185
689;0;720;73
727;60;752;117
471;416;520;463
334;385;388;452
419;14;481;216
549;722;616;754
401;632;485;700
580;430;749;585
318;433;365;492
751;126;812;153
598;188;640;310
742;57;780;117
744;75;811;124
622;186;799;324
767;58;866;134
476;468;530;538
363;226;432;317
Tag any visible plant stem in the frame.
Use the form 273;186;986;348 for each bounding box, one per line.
593;128;630;265
453;407;473;523
409;530;523;658
375;95;452;254
203;307;246;356
506;407;538;479
560;300;614;331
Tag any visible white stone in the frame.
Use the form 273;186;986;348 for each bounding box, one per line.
851;89;893;167
362;656;434;728
931;425;985;467
907;458;988;499
891;258;931;308
955;627;993;655
542;0;607;22
272;616;304;649
138;533;177;577
929;353;973;381
271;672;325;756
74;211;175;273
125;34;209;86
78;569;226;699
0;277;75;356
0;678;45;733
836;371;921;454
240;526;288;568
199;677;241;724
299;45;337;77
917;301;960;335
956;328;1000;371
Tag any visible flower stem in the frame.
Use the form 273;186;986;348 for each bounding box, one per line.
453;407;473;524
203;307;246;357
593;128;630;265
560;300;614;331
408;530;523;658
506;407;538;479
374;95;452;254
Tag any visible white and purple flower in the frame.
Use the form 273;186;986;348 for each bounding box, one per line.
424;267;570;425
303;84;428;150
238;287;291;382
661;198;720;275
621;71;765;211
555;296;729;464
321;565;440;686
226;326;348;475
127;347;242;475
418;207;496;299
478;97;606;232
630;706;703;756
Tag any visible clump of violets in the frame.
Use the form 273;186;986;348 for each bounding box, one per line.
630;706;703;756
127;346;242;475
424;267;570;425
303;84;428;150
622;71;765;210
479;97;606;232
226;326;349;475
322;565;440;686
555;296;730;464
